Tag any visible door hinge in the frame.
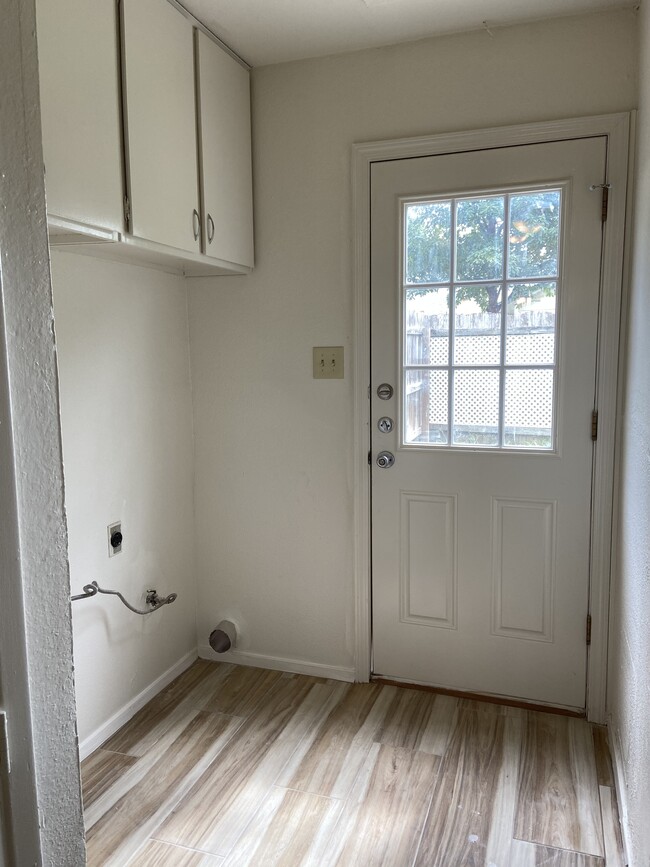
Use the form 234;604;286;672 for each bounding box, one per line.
586;614;592;646
0;710;10;774
590;183;610;222
591;410;598;441
124;195;131;229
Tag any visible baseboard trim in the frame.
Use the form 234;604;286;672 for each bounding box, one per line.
78;648;198;761
197;645;355;683
607;716;631;866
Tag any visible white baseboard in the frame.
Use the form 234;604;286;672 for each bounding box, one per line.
607;715;631;866
78;648;198;761
198;645;356;683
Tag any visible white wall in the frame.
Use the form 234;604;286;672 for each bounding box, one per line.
608;4;650;865
0;1;85;862
52;252;197;748
189;10;638;674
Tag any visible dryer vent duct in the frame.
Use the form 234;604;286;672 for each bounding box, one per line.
209;620;237;653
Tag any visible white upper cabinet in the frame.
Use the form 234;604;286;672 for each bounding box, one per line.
121;0;200;254
36;0;124;235
196;32;254;269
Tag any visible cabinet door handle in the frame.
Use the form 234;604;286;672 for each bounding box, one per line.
207;213;215;244
192;209;200;241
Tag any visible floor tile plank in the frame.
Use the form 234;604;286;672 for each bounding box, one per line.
128;839;224;866
415;707;511;866
81;749;138;809
277;682;393;798
86;711;242;867
510;839;604;866
331;743;440;866
591;725;614;788
599;785;625;867
515;715;604;857
102;662;233;757
155;678;343;857
377;688;458;756
196;665;284;717
222;787;344;866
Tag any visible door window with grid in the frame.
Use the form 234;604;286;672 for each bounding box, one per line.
403;188;562;450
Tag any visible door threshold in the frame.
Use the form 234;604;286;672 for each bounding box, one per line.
371;676;585;718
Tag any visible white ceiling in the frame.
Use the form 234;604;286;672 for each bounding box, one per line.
183;0;632;67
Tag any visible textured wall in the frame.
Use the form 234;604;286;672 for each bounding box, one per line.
52;253;198;749
0;1;85;863
188;10;638;674
608;4;650;865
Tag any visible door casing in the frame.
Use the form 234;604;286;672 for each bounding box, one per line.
351;113;631;723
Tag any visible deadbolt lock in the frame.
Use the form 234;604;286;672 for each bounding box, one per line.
377;416;394;433
377;383;393;400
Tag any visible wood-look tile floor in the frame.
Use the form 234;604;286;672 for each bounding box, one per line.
81;661;626;866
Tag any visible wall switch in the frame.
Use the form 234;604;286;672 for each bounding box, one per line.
108;521;122;556
313;346;344;379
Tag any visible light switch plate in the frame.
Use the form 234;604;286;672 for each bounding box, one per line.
313;346;344;379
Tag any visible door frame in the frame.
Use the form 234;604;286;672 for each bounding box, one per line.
352;113;631;723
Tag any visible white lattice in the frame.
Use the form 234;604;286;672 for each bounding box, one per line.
504;369;553;429
506;333;555;365
454;334;500;365
428;370;448;425
453;370;500;427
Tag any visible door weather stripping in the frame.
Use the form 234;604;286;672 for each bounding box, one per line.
589;183;610;222
592;410;598;442
586;614;592;646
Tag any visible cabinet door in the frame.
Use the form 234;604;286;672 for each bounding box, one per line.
36;0;123;233
197;32;254;268
122;0;200;253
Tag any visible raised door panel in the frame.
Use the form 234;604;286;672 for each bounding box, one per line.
197;31;254;268
122;0;200;254
36;0;123;233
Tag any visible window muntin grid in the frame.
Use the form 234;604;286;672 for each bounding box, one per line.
402;188;562;451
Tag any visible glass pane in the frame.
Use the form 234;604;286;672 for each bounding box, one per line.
405;288;449;365
452;369;499;446
506;283;557;365
454;285;502;366
456;196;505;281
504;368;554;448
405;201;452;284
508;190;561;279
404;369;448;445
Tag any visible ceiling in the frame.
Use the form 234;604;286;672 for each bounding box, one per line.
183;0;632;67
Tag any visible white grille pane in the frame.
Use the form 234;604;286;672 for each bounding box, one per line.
404;369;448;444
506;282;557;366
508;190;561;279
405;201;451;284
454;285;502;366
504;368;554;449
456;196;505;282
405;288;449;366
453;369;499;447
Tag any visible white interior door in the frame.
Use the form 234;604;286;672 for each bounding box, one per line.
371;137;607;710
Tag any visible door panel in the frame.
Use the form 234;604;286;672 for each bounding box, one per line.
371;137;607;709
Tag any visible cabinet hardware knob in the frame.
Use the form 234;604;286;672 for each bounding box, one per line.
207;213;215;244
192;209;200;241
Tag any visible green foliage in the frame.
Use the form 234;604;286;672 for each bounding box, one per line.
406;191;560;313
